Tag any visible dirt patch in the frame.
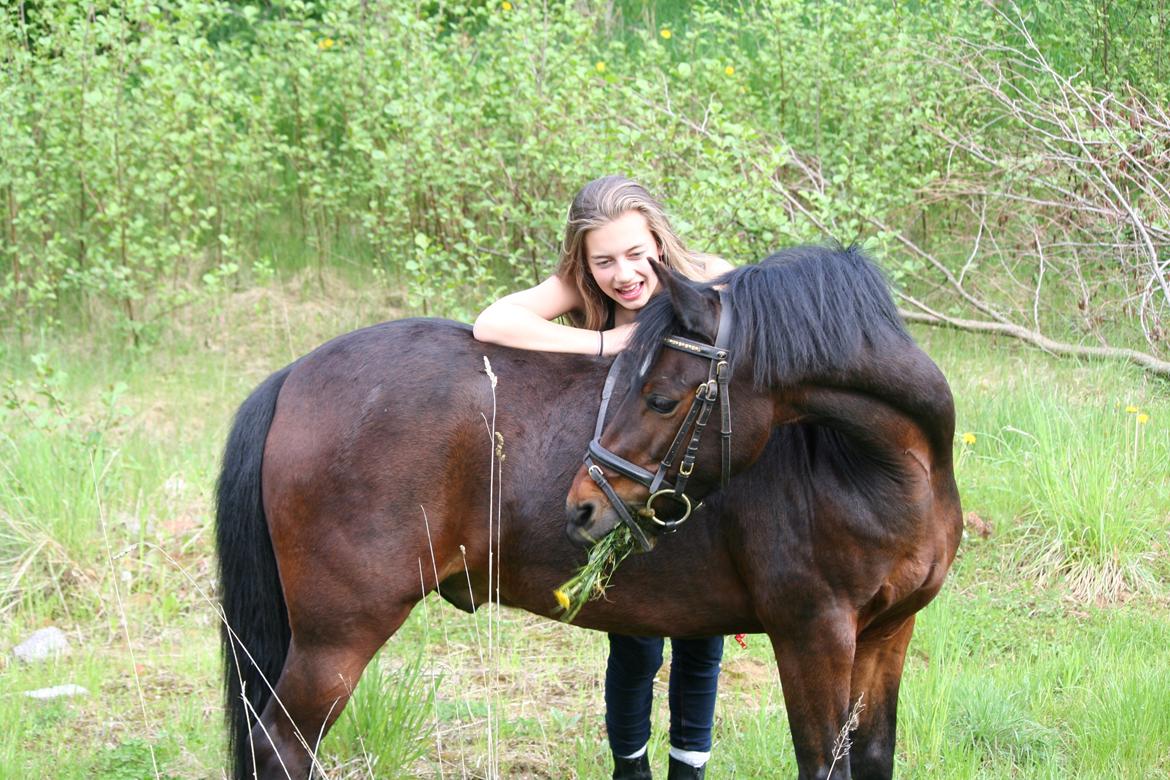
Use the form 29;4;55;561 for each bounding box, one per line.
721;654;776;689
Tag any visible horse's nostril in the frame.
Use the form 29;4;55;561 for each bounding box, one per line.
569;501;595;528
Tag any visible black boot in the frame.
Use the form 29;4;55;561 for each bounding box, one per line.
666;756;706;780
613;752;652;780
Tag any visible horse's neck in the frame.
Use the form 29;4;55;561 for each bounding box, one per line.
778;346;955;470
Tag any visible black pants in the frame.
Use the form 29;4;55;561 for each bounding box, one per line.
605;633;724;755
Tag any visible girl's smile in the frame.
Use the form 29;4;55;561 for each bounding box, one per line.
585;210;660;310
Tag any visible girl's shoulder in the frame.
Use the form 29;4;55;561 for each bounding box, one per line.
682;253;734;281
701;255;736;279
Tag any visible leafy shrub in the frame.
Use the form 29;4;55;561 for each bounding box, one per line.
2;0;1164;355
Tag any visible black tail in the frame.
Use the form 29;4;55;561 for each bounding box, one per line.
215;365;294;780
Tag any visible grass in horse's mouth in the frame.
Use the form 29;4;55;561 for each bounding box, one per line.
554;525;637;621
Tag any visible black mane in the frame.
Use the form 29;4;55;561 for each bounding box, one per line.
628;245;911;389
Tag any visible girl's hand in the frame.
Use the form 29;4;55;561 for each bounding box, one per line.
602;323;636;355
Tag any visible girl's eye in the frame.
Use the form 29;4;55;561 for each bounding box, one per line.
646;395;680;415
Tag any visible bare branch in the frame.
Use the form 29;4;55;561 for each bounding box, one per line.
899;299;1170;378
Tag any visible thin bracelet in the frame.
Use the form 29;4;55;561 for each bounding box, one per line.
598;330;604;357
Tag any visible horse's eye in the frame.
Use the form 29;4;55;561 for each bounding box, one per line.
646;395;680;415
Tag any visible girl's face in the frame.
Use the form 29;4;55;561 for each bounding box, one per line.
584;210;660;310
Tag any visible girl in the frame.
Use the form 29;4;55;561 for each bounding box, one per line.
473;175;734;780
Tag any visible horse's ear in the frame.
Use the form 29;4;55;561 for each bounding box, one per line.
650;260;720;342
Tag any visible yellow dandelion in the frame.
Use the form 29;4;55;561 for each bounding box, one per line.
724;65;735;76
318;37;334;50
1125;404;1139;413
595;61;606;73
1137;413;1149;424
961;432;977;445
660;28;672;39
502;0;512;10
553;589;571;611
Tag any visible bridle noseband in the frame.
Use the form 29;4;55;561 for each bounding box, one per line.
583;291;734;552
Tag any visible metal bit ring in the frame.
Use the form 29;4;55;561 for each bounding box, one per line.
644;489;693;528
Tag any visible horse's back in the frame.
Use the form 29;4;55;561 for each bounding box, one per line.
263;320;483;486
256;318;608;609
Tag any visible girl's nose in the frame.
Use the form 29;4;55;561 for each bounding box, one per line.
613;258;637;281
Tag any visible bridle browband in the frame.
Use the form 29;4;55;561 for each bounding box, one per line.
583;290;734;552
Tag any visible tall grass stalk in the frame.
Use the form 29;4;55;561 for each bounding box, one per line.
91;451;162;780
415;559;447;780
482;355;500;778
827;693;865;778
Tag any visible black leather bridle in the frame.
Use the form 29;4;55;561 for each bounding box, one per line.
583;291;734;552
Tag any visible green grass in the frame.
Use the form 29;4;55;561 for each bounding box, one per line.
323;649;438;775
1;282;1168;778
923;326;1169;600
900;563;1170;778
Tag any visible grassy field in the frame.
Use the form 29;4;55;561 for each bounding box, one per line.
2;273;1168;779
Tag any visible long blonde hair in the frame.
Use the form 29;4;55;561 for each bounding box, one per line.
556;175;719;330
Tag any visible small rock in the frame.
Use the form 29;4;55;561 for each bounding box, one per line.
24;684;89;700
163;475;187;498
13;627;71;663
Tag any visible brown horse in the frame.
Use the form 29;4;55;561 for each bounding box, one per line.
216;245;962;779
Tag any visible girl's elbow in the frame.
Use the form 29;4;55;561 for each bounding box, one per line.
471;319;489;342
472;314;498;344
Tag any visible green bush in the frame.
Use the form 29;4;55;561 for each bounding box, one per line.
2;0;1164;345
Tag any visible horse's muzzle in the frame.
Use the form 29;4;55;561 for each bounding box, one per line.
565;498;659;551
565;499;604;547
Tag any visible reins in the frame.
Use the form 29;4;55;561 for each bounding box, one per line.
584;290;734;552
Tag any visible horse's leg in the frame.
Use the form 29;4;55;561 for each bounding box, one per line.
249;605;414;779
846;615;916;780
769;610;858;780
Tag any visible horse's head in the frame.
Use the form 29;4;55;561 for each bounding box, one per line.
565;263;777;549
